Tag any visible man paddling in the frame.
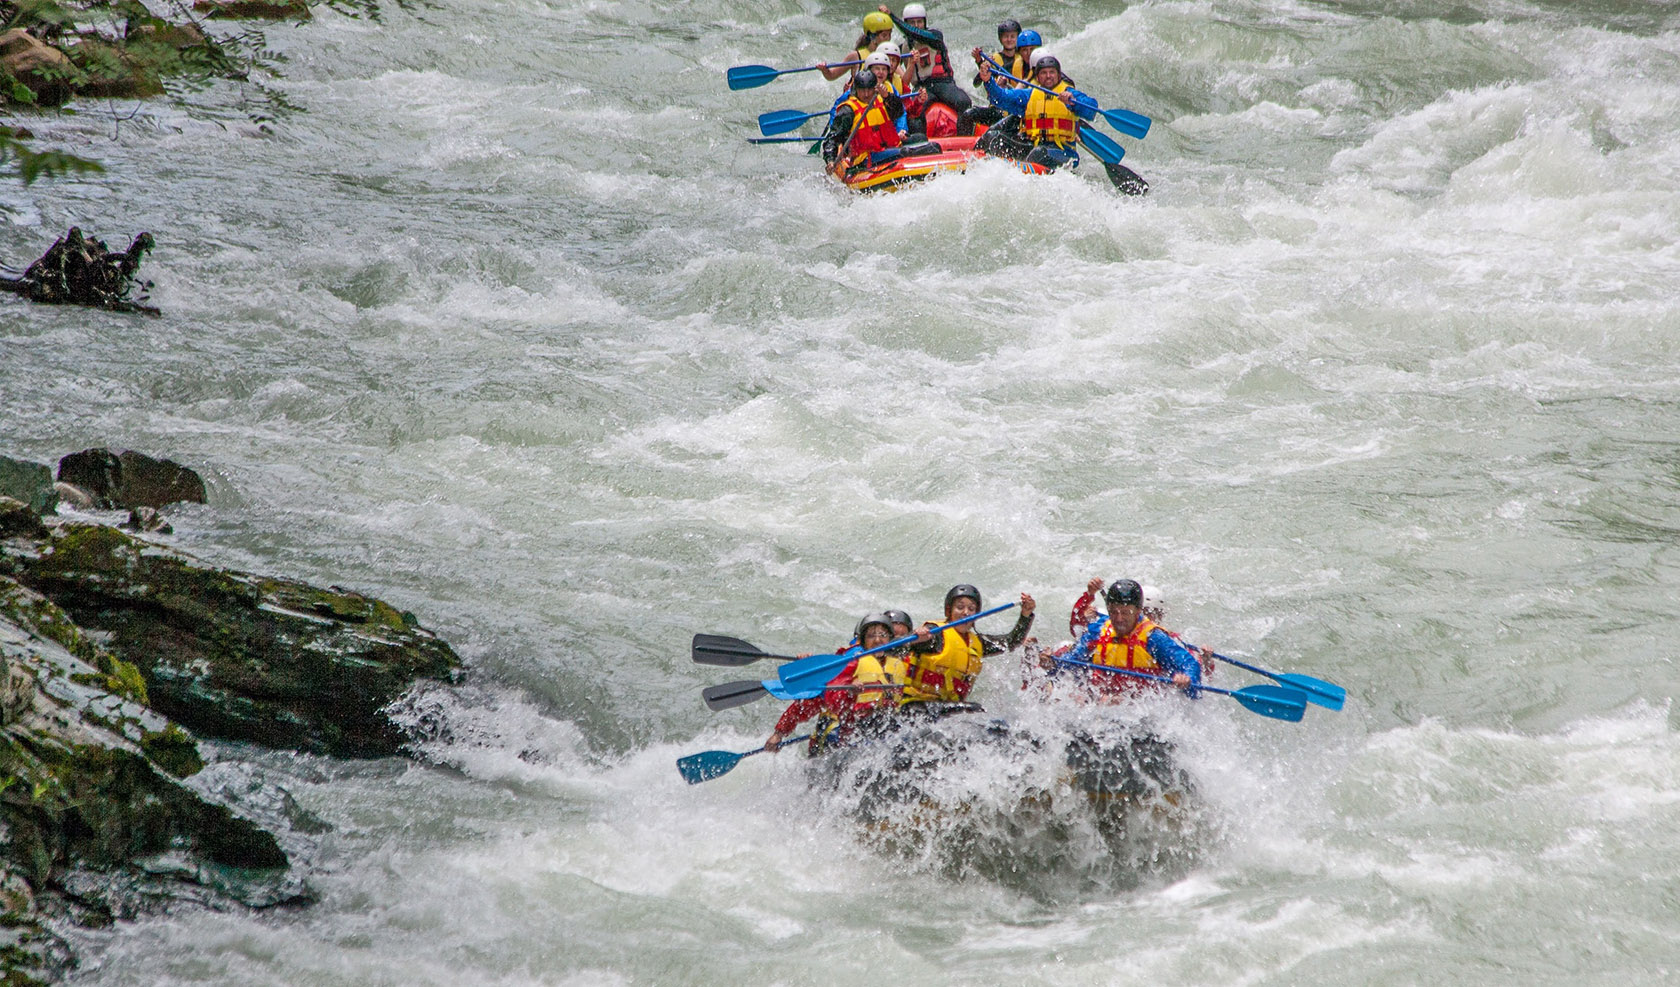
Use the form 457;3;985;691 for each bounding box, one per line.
973;50;1149;195
1053;579;1201;699
764;613;901;752
820;70;902;178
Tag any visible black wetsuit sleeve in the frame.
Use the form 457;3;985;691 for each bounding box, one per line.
821;105;856;164
890;14;947;57
979;610;1035;655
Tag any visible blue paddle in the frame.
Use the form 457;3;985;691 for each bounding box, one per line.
1075;123;1124;165
978;54;1152;139
727;60;863;91
1207;652;1346;711
747;136;822;144
758;108;830;136
677;733;812;784
1050;655;1309;722
777;602;1018;696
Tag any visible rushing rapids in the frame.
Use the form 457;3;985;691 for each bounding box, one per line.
3;0;1679;984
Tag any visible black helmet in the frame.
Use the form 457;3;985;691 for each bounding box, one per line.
855;612;894;639
1033;54;1061;72
997;18;1021;37
944;584;982;613
852;69;877;89
884;609;914;630
1105;579;1143;607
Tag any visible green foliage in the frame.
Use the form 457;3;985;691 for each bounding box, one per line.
2;0;75;33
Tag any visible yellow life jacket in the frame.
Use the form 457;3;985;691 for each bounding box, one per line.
1022;82;1078;146
850;654;893;706
902;626;984;702
993;49;1025;86
1092;617;1161;671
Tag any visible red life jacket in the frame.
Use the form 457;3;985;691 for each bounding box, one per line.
840;93;901;167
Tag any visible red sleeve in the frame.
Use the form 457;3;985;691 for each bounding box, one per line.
1069;589;1097;637
774;698;823;733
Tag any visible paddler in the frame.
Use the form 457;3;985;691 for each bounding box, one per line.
817;11;897;82
973;49;1149;194
1053;579;1201;699
968;18;1027;130
820;70;903;179
764;612;901;752
861;50;909;132
879;3;974;134
897;584;1036;703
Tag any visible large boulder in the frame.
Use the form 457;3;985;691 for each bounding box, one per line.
12;523;462;757
0;28;79;106
0;454;56;515
56;447;206;509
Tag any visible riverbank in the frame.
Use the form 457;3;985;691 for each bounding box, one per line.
1;449;461;985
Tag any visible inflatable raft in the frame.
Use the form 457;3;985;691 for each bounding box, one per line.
841;134;1051;192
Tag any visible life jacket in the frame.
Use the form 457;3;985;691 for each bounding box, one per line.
901;626;984;702
912;41;952;82
1089;617;1163;697
840;92;899;167
808;654;898;753
1022;82;1078;146
993;49;1025;86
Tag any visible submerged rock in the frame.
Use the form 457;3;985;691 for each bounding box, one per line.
9;522;462;757
56;448;205;510
0;228;157;315
0;28;78;106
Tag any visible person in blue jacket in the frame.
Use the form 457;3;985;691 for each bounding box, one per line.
974;50;1149;195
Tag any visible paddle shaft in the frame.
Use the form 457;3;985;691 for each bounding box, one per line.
777;602;1018;693
677;733;812;784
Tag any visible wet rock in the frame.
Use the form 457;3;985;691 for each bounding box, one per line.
52;482;93;510
192;0;312;19
128;21;208;49
67;39;165;99
0;496;46;540
119;506;172;534
0;455;56;515
13;523;462;757
0;28;79;106
56;447;205;510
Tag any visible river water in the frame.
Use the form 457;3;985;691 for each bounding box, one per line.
4;0;1680;983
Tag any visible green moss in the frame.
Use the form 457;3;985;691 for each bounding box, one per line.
138;724;202;778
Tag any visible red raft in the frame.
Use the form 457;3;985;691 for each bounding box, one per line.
842;130;1050;192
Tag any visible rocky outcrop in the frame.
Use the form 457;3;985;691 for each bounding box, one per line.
54;447;201;510
0;455;56;516
7;521;461;757
0;29;79;107
0;478;467;984
0;231;157;315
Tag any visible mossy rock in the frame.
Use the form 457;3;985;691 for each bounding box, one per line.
137;724;201;778
64;40;164;100
16;523;461;757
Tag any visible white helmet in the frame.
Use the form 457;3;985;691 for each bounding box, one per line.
1141;585;1165;619
873;41;902;59
1030;48;1059;70
863;51;892;70
902;3;928;20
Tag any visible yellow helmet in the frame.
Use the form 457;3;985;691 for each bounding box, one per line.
862;11;892;32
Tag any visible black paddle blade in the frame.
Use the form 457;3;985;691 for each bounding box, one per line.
701;680;768;711
692;634;769;666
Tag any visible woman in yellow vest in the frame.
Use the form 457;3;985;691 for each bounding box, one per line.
817;11;896;82
896;584;1036;703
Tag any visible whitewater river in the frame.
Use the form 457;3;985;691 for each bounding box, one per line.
5;0;1680;983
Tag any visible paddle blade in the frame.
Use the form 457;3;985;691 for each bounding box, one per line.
1076;124;1123;165
1100;107;1152;140
1228;685;1308;722
727;64;781;90
692;634;768;666
1276;673;1346;711
701;680;768;711
758;109;820;136
777;652;852;695
677;749;747;784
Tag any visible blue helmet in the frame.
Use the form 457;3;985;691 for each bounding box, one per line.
1018;29;1042;46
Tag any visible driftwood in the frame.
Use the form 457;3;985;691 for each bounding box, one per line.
0;226;158;315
